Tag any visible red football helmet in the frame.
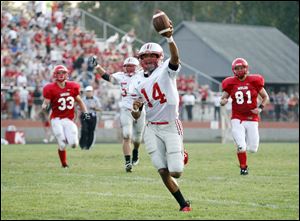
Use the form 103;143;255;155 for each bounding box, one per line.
138;42;164;73
53;65;69;82
123;57;139;76
232;58;249;78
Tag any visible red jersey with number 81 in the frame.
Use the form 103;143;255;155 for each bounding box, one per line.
43;81;81;120
222;74;264;121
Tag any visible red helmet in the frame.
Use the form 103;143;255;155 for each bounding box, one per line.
53;65;69;82
232;58;249;78
138;42;164;73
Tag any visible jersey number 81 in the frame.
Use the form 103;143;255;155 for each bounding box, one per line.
235;90;252;105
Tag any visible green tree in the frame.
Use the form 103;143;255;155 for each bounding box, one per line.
78;1;299;44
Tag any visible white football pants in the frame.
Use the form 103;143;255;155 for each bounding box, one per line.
231;119;259;153
51;118;79;150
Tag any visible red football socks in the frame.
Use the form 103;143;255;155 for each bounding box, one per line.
237;151;247;169
58;149;67;166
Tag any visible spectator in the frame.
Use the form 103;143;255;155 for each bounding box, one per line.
32;85;43;119
199;85;209;117
12;88;21;119
28;90;34;119
19;85;29;119
213;92;221;122
182;90;196;121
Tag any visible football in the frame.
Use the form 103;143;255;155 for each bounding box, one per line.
152;10;171;36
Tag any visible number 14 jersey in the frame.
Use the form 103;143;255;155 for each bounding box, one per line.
130;58;181;122
222;74;264;121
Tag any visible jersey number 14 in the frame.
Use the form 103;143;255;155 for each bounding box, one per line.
141;82;167;108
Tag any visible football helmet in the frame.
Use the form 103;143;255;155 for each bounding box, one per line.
53;65;69;82
123;57;139;75
138;42;164;72
232;58;249;78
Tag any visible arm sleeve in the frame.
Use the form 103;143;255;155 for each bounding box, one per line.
167;58;181;79
221;80;230;94
256;75;265;91
74;83;80;97
43;85;51;100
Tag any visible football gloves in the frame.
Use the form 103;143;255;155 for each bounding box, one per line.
82;112;91;120
88;56;98;67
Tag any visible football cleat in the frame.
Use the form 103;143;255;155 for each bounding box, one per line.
183;149;188;165
132;158;139;166
179;200;192;212
125;163;132;172
62;164;69;168
240;166;249;175
132;149;139;166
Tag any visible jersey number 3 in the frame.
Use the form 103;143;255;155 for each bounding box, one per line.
235;90;252;104
58;96;75;110
141;82;167;108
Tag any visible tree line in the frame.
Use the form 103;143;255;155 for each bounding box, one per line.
79;1;299;44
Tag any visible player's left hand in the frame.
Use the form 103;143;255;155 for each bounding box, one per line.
250;108;262;114
82;112;91;120
88;56;98;67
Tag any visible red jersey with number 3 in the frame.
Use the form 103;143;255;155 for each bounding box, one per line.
222;74;264;121
43;81;80;120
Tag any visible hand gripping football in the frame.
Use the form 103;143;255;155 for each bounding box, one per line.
152;10;172;36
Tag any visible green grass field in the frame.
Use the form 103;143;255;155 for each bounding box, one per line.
1;142;299;220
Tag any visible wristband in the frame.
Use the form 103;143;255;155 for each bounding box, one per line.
139;104;144;111
259;104;264;110
166;36;174;43
102;73;110;81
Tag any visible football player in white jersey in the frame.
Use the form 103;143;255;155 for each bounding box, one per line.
129;27;191;211
88;56;146;172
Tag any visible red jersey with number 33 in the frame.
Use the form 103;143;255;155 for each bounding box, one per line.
43;81;80;120
222;74;264;121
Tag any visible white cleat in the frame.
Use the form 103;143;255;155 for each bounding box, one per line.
132;158;139;166
125;163;132;172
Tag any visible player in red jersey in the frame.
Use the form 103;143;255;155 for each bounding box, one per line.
42;65;90;168
220;58;269;175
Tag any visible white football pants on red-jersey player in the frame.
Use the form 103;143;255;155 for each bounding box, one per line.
51;118;79;150
231;119;259;153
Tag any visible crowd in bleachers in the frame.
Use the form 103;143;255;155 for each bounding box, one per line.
1;2;298;122
1;2;136;120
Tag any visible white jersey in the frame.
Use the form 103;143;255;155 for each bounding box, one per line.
130;58;181;122
112;72;137;110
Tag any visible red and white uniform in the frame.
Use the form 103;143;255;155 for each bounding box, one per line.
222;74;264;153
43;81;80;120
112;72;146;142
112;72;138;110
43;81;80;150
130;58;184;172
222;74;264;122
130;58;180;122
